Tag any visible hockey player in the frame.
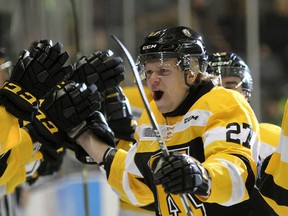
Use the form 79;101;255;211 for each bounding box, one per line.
0;41;132;216
0;40;101;195
0;40;71;194
258;99;288;215
207;52;280;160
208;52;283;215
0;47;25;216
66;26;260;215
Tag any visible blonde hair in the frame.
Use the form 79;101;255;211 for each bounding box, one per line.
189;58;220;87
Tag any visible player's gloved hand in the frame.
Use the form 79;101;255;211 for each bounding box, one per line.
152;152;211;196
25;81;102;153
26;145;66;185
69;50;125;92
38;145;66;176
0;40;71;121
104;86;136;142
72;111;115;164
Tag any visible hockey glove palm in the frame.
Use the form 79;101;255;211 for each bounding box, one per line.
152;152;211;196
70;50;124;92
0;40;71;121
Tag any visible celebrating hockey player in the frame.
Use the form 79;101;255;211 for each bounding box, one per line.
69;26;260;215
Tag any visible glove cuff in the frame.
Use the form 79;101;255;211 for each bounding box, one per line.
0;81;39;121
194;162;211;197
99;147;117;179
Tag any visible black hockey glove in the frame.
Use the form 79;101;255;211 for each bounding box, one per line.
38;145;66;176
104;86;136;142
73;111;115;164
26;81;102;152
26;145;66;185
69;50;124;92
152;152;211;196
0;40;71;121
86;111;115;147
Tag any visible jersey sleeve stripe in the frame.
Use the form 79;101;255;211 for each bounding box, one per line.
215;158;246;206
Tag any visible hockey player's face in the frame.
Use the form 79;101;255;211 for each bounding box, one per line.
144;58;190;113
221;76;243;94
221;75;251;101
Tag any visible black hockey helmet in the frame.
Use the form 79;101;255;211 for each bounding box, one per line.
208;52;253;93
137;26;208;76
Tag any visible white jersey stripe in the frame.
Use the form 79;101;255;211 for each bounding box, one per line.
276;132;288;163
216;158;246;206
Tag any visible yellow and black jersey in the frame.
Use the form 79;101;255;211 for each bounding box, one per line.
0;106;20;155
106;83;259;216
259;123;281;161
244;123;281;215
0;105;42;195
257;99;288;215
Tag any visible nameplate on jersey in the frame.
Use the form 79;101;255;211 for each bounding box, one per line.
136;110;211;140
137;124;167;140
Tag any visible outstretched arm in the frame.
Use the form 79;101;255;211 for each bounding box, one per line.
76;129;110;164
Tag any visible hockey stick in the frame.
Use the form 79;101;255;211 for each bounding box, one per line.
111;34;193;216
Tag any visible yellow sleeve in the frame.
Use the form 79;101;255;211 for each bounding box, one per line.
116;139;133;151
199;88;259;205
0;106;21;155
2;128;36;194
258;99;288;215
259;123;281;161
107;149;154;207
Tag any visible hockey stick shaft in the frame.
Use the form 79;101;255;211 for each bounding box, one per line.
111;35;193;216
111;35;169;157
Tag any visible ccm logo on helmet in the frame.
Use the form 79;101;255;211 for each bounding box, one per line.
209;60;231;67
142;44;157;50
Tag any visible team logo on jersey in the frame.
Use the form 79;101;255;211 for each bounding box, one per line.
143;127;156;137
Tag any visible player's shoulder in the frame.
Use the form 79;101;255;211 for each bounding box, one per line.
260;122;281;132
210;86;245;101
197;86;250;112
259;122;281;149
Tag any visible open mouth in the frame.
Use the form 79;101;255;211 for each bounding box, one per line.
153;90;164;101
